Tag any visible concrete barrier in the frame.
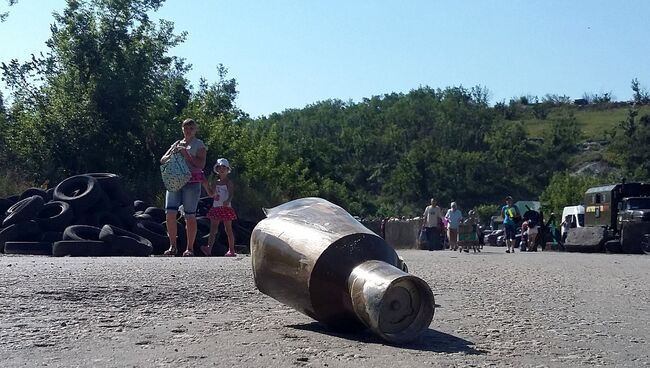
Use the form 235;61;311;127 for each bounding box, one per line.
361;218;422;249
384;218;421;249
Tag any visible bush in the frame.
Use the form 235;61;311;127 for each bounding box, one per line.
0;169;34;198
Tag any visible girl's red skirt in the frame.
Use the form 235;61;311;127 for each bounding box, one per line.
207;206;237;221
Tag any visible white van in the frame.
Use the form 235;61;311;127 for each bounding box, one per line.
561;205;585;236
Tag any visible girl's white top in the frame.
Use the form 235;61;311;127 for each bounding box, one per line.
213;184;231;207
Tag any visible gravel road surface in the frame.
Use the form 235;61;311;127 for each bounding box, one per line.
1;248;649;367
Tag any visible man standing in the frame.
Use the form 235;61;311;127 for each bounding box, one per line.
422;198;443;250
501;196;521;253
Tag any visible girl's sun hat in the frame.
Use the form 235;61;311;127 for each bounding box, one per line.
213;158;232;173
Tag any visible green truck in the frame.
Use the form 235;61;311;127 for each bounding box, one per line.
565;182;650;253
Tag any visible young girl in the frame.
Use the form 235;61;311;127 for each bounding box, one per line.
200;158;237;257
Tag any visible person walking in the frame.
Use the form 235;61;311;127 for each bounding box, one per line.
200;158;237;257
501;196;521;253
421;198;443;250
160;118;207;257
526;218;539;252
561;215;571;245
445;202;463;251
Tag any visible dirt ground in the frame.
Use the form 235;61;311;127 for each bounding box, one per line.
1;247;649;367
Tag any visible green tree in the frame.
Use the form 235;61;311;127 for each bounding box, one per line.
608;108;650;180
0;0;18;22
631;78;650;105
539;171;611;215
2;0;190;197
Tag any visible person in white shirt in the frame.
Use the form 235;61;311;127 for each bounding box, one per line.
445;202;463;251
421;198;443;250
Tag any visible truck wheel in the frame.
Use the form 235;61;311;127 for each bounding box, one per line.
620;223;650;254
641;234;650;255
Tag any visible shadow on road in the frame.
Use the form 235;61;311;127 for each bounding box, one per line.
288;322;484;354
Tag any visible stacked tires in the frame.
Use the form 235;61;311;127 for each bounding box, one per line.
1;173;255;257
0;173;154;257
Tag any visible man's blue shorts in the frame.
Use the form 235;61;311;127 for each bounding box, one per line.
504;223;517;240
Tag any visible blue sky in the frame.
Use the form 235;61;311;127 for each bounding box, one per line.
1;0;649;118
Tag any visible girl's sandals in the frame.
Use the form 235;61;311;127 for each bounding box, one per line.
163;247;177;256
182;250;194;257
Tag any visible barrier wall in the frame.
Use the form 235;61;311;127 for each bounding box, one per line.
362;218;421;250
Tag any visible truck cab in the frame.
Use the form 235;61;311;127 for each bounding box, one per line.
565;182;650;253
617;197;650;232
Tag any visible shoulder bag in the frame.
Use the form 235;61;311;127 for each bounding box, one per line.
160;151;191;192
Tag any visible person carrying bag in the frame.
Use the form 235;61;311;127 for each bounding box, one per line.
159;118;207;257
160;142;192;192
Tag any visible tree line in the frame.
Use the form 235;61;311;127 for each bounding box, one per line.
1;0;649;222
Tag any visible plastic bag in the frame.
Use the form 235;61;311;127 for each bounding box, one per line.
419;228;428;242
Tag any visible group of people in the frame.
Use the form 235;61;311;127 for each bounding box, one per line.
422;195;561;254
159;118;237;257
421;198;465;251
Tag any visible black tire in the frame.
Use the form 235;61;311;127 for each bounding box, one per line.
233;219;255;249
3;195;45;227
6;194;20;203
4;241;53;256
197;196;213;217
19;187;49;201
53;240;109;257
53;175;103;213
0;197;16;214
115;204;136;230
133;200;149;212
36;201;74;231
109;236;153;257
196;216;211;234
0;221;41;252
84;211;123;228
99;224;153;256
620;223;647;254
134;213;154;222
83;188;112;215
210;236;228;257
132;220;170;255
41;231;63;243
83;173;132;206
144;207;166;223
63;225;103;241
642;234;650;255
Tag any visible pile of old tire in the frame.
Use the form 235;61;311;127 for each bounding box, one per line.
1;173;257;257
1;173;151;257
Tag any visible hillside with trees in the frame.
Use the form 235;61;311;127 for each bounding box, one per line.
1;0;649;222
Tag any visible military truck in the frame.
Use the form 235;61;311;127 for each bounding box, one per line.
564;182;650;253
